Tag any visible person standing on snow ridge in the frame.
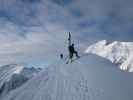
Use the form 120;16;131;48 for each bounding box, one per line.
68;32;80;62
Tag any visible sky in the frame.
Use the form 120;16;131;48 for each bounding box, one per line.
0;0;133;68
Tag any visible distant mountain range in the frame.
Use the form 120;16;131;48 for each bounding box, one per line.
0;64;41;98
85;40;133;72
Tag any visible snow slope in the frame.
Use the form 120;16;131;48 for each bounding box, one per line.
3;54;133;100
0;64;24;88
85;40;133;72
0;74;28;98
0;64;41;99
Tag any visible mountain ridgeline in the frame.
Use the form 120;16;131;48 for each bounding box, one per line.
85;40;133;72
0;64;41;99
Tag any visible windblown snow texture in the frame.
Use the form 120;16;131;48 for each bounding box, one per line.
85;40;133;72
3;54;133;100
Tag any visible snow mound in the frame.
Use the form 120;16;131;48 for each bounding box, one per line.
85;40;133;72
3;55;133;100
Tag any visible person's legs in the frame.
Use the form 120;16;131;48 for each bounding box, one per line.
74;51;79;58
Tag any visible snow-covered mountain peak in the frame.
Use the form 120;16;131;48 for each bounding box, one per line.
8;64;24;74
0;64;42;99
3;55;133;100
0;64;24;82
85;40;133;72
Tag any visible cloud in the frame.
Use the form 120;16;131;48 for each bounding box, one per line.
50;0;72;6
69;0;133;41
0;0;132;66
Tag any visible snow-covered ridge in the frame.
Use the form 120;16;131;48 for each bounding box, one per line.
85;40;133;72
0;64;24;87
3;55;133;100
0;64;42;99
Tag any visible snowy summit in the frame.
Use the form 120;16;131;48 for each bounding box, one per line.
2;55;133;100
85;40;133;72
